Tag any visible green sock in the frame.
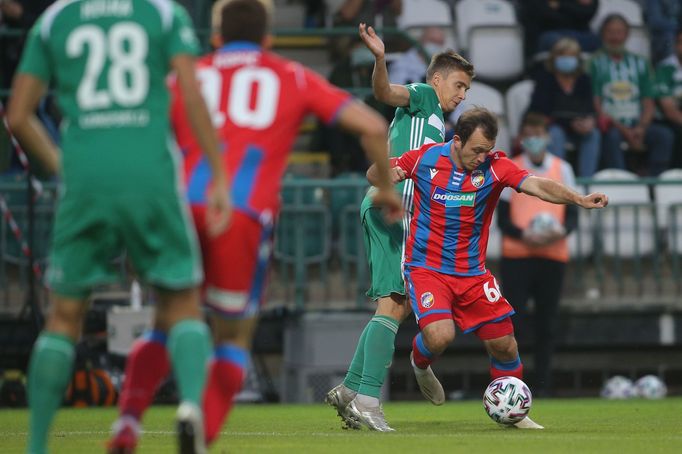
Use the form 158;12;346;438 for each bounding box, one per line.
167;319;211;407
27;332;75;454
357;316;399;399
343;322;371;392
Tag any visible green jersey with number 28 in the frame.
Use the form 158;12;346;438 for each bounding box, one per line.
18;0;199;194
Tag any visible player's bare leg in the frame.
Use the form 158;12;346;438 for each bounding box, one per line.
484;335;544;429
410;320;453;405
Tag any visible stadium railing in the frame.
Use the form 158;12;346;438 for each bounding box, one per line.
4;176;682;313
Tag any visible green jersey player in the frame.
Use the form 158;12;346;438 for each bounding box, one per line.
326;22;474;431
7;1;230;453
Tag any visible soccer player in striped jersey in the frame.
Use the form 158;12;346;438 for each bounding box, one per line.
367;107;608;429
327;24;473;431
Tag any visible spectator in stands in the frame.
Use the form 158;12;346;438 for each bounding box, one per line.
655;27;682;169
529;37;601;177
645;0;682;64
388;26;447;85
498;112;578;397
519;0;600;58
590;14;674;176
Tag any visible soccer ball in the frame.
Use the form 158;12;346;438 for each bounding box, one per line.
483;376;532;425
600;375;636;399
634;375;667;399
529;212;561;235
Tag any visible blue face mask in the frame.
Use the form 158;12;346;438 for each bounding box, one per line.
521;136;548;157
554;55;579;74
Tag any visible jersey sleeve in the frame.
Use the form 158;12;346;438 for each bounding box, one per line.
165;3;200;59
406;83;432;114
303;67;352;124
16;19;52;82
490;152;530;191
394;147;423;178
639;57;655;99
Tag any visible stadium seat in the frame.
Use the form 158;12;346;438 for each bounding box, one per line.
274;204;331;307
398;0;457;51
467;25;524;83
451;81;512;152
505;79;535;138
626;27;651;59
588;169;655;257
653;169;682;255
455;0;517;52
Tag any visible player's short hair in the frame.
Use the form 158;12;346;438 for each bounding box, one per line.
426;51;475;82
454;107;498;145
521;111;548;130
214;0;273;44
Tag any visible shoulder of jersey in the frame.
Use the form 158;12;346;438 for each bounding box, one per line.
491;150;508;160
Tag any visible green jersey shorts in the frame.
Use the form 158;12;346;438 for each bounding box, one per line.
361;188;407;300
47;190;202;299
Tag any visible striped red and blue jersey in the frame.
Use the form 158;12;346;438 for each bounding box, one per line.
170;42;351;219
394;141;530;276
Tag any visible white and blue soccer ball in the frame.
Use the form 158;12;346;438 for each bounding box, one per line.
530;212;562;235
600;375;636;399
483;376;533;425
634;375;667;399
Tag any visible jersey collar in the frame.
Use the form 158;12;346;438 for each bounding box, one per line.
220;41;261;52
440;140;453;156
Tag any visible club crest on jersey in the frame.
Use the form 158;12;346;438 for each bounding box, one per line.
420;292;434;308
432;187;476;207
471;170;485;188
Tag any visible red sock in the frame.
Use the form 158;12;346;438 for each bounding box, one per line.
118;331;171;420
203;344;247;445
411;333;434;369
490;355;524;380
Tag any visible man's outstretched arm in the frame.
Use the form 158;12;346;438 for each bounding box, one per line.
359;23;411;107
519;175;609;209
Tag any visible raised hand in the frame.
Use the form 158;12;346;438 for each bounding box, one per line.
359;22;385;59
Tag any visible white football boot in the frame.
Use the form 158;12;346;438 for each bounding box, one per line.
346;398;395;432
411;352;445;405
325;384;360;429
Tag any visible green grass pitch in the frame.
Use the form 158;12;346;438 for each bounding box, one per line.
1;398;681;453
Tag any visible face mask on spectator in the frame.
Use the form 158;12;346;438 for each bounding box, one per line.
521;136;549;158
423;42;446;57
554;55;578;74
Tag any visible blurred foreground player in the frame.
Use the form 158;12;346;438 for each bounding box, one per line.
7;1;231;453
110;0;402;449
366;107;608;429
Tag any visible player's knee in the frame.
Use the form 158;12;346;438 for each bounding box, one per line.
487;335;518;361
46;298;88;338
424;323;455;352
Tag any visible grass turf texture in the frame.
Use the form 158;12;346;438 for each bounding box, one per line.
1;398;680;453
